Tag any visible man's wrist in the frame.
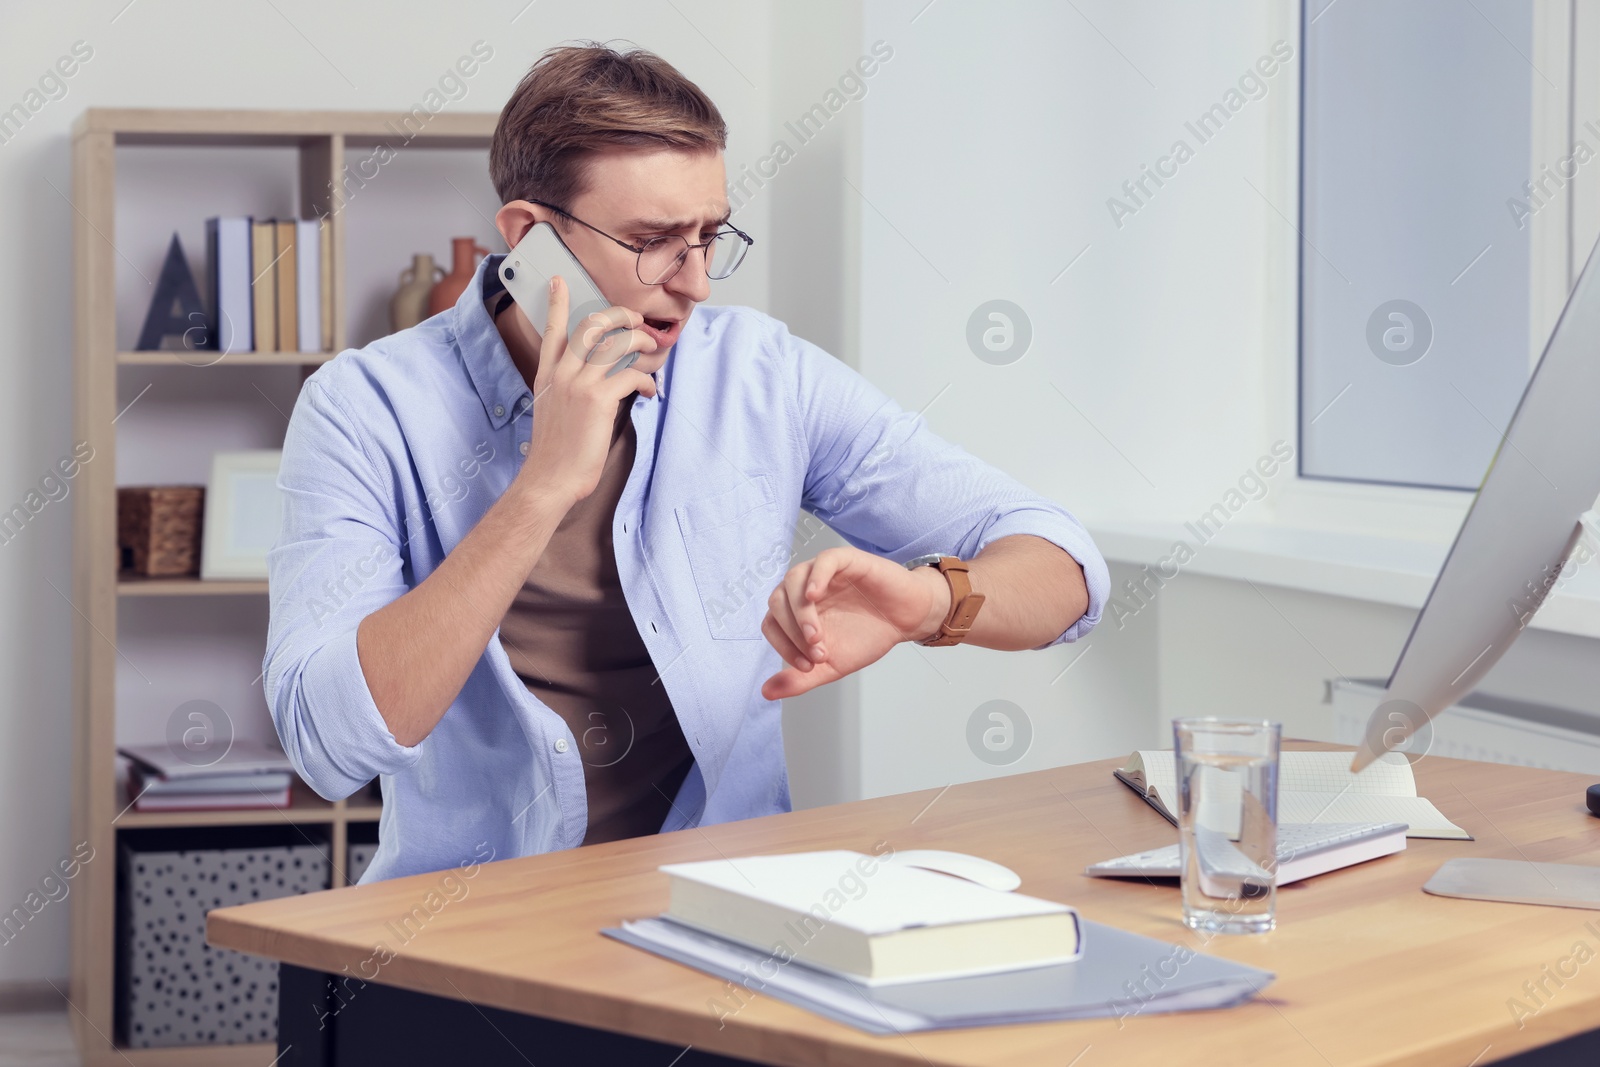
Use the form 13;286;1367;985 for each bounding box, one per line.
511;463;578;509
910;563;953;643
502;470;577;537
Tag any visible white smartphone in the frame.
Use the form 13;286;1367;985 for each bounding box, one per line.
497;221;638;377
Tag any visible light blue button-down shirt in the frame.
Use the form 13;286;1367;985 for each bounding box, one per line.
264;253;1110;884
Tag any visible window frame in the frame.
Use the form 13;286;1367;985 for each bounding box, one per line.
1266;0;1585;542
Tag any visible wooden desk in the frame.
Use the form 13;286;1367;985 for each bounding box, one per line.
209;745;1600;1066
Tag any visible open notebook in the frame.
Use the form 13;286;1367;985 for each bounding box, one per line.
1114;750;1471;840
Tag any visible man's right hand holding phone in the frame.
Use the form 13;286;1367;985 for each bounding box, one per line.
519;274;663;509
354;274;663;748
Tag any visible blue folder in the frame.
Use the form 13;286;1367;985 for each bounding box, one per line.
602;915;1275;1034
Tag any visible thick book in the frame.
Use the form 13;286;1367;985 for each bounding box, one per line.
660;850;1082;985
1114;749;1471;840
274;219;297;351
204;217;253;354
295;218;321;353
249;219;277;351
604;915;1274;1033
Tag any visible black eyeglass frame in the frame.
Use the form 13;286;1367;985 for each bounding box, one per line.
527;197;753;287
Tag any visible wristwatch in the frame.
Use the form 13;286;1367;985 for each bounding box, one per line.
904;554;986;647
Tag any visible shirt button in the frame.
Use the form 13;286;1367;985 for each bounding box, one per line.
519;441;529;456
494;404;505;418
554;738;569;754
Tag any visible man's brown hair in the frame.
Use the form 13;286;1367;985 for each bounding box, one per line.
489;43;727;211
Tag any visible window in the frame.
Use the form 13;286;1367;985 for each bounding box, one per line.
1298;0;1540;490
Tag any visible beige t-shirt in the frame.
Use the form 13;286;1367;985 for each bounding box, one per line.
496;373;694;845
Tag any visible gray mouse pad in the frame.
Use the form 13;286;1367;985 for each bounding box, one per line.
1423;858;1600;909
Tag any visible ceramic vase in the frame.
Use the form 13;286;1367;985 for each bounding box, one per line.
428;237;492;317
390;253;443;332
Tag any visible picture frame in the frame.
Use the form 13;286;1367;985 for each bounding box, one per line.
199;450;284;580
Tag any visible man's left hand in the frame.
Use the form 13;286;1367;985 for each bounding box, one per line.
759;547;951;700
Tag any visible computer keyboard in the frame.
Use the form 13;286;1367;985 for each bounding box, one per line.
1085;821;1408;884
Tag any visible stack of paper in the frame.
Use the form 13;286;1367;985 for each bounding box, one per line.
119;739;296;812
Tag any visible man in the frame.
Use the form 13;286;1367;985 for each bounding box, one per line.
265;44;1109;884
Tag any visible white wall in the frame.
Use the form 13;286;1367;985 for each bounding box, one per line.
763;0;867;809
0;0;790;990
847;0;1600;802
850;0;1296;795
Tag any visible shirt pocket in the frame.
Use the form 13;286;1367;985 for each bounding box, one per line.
674;474;789;640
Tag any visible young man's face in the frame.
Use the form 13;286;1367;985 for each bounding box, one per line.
554;146;730;354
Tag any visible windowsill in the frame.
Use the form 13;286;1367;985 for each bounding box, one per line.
1087;518;1600;640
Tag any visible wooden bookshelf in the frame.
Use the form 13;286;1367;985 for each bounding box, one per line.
119;1043;278;1065
108;779;384;830
115;350;339;366
116;577;269;596
71;107;496;1067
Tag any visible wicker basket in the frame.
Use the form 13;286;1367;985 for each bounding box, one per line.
117;486;204;577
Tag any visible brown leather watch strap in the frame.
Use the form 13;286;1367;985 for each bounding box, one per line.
919;557;986;647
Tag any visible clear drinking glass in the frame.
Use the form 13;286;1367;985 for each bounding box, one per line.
1173;718;1281;934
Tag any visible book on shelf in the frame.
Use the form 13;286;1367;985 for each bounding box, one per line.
127;768;292;811
204;217;252;354
658;850;1083;986
119;738;294;780
119;739;297;812
248;218;277;351
211;214;330;355
318;216;333;351
274;219;297;351
1113;749;1471;840
295;218;321;353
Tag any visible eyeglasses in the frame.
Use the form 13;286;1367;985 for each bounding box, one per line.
528;198;753;286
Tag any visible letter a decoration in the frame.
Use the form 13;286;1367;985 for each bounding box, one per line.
136;233;214;350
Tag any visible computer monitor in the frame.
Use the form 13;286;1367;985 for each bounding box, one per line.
1351;234;1600;773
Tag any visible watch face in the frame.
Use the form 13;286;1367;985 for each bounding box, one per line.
905;553;946;569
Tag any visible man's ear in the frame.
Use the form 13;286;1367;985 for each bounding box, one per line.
494;200;554;251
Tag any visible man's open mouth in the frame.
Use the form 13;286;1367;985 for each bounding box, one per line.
640;316;683;350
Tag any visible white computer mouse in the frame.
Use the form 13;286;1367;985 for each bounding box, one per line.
883;849;1023;892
